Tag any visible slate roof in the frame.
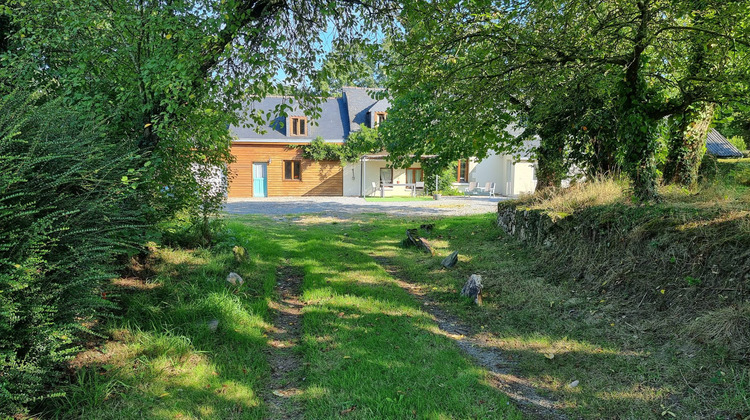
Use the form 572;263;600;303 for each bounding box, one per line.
230;96;349;143
342;87;389;132
706;128;743;158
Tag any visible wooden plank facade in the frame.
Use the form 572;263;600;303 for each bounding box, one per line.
228;143;343;198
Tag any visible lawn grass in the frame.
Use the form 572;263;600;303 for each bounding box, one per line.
46;229;281;419
364;196;435;202
52;185;748;419
52;216;522;419
350;213;749;418
227;215;522;419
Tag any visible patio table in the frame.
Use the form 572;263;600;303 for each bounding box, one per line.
379;183;419;197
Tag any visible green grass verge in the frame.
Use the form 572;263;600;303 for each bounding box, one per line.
46;228;280;419
53;204;748;419
52;216;522;419
355;213;749;419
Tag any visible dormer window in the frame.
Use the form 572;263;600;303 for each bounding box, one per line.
289;117;307;136
373;112;387;127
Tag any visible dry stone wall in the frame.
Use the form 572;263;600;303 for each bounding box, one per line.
496;202;566;247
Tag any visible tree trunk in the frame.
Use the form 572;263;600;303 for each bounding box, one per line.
535;134;565;192
663;0;715;186
619;1;659;202
663;102;716;186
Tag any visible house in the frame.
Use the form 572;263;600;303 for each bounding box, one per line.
228;95;348;198
454;134;538;197
226;87;537;198
706;128;743;158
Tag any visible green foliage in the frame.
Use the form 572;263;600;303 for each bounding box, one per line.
698;153;719;183
297;137;342;161
728;136;747;151
422;162;457;194
297;128;384;164
384;1;750;200
312;40;385;96
734;167;750;186
0;91;142;415
343;126;384;163
685;276;702;287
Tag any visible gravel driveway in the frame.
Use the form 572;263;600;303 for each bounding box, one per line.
224;196;506;217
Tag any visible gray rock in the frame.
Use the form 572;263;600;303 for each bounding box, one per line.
226;272;244;285
207;319;219;331
461;274;483;305
441;251;459;268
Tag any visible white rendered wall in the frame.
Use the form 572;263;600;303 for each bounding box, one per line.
513;161;537;195
343;163;361;197
471;152;504;190
352;161;424;197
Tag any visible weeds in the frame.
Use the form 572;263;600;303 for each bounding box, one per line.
687;304;750;358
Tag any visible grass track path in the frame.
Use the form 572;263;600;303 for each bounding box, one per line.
231;215;524;419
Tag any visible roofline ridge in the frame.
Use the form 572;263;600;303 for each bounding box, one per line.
342;86;384;90
246;94;339;100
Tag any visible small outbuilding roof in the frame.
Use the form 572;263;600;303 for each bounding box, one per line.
706;129;743;158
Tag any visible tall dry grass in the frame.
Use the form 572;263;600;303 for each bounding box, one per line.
517;177;627;214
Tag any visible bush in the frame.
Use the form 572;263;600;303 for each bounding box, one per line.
727;135;747;151
0;91;143;415
698;152;718;183
734;167;750;186
424;162;457;194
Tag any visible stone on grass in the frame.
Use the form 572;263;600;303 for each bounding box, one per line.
233;245;248;263
207;319;219;331
461;274;483;306
226;272;244;285
441;251;459;268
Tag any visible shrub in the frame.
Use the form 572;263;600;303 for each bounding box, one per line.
727;135;747;152
0;91;143;415
734;167;750;187
698;152;718;183
423;162;457;194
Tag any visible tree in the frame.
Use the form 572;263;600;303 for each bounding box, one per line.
383;0;750;200
313;41;386;96
5;0;397;221
0;1;399;413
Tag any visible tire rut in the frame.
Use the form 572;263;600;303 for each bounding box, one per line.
373;255;570;420
264;263;305;419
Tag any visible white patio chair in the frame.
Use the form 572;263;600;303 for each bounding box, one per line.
370;181;379;197
488;182;497;197
414;181;425;196
463;181;478;195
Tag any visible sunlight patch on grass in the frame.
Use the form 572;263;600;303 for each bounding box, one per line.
54;242;273;419
225;215;522;419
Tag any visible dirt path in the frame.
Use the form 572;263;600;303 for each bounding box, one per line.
264;264;305;419
374;256;569;420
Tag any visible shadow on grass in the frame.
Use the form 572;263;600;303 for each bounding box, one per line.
353;212;749;419
46;227;287;419
233;214;524;419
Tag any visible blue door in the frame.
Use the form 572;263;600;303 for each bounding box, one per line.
253;162;267;197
